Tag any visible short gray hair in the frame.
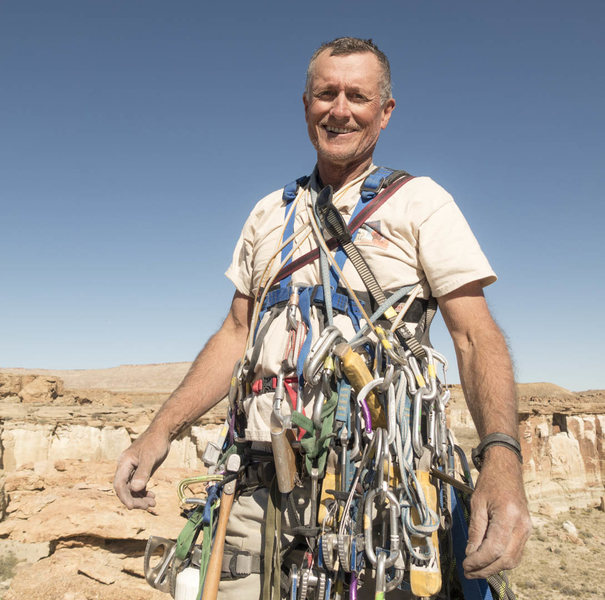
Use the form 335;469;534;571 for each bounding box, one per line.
305;37;392;105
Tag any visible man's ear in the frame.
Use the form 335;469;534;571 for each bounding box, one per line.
302;92;309;121
381;98;396;130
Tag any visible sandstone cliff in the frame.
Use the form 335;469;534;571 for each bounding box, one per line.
1;368;604;599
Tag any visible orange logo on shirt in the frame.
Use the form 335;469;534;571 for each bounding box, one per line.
355;221;389;249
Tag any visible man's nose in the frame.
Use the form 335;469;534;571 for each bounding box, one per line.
329;92;351;119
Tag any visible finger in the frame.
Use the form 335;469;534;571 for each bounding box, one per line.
464;532;525;580
463;539;507;577
466;498;488;556
467;517;532;578
129;453;156;493
113;454;138;509
464;555;511;580
463;510;529;577
129;489;157;510
464;508;510;570
114;453;158;510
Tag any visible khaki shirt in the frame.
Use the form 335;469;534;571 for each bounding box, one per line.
226;167;496;441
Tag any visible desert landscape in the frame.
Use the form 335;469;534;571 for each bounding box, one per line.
1;364;604;600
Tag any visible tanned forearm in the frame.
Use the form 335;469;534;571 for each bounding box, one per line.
114;291;253;510
438;282;517;440
455;318;518;440
438;281;531;578
147;292;252;440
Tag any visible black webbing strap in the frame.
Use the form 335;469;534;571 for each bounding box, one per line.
272;175;414;285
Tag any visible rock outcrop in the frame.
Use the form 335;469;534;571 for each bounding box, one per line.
448;384;605;513
0;369;604;599
519;390;605;514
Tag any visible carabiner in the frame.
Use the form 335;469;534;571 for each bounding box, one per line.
303;325;343;385
356;377;385;434
286;285;300;330
412;389;424;458
271;371;287;428
363;488;401;568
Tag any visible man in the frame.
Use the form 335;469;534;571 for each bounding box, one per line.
114;37;531;598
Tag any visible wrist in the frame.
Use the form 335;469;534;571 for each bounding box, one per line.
146;412;179;442
472;432;522;471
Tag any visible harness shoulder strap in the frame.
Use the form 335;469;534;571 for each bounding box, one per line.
273;170;414;286
330;167;408;288
360;166;410;202
280;175;310;290
282;175;310;203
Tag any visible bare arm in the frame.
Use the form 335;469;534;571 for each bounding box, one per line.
113;291;253;509
438;281;532;578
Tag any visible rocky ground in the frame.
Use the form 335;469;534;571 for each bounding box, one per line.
0;459;185;600
1;365;604;600
510;507;605;600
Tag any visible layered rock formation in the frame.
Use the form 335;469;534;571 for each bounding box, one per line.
0;369;225;599
519;389;605;513
1;369;604;599
448;382;605;513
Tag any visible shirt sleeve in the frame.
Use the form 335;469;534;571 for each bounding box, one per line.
417;189;497;298
225;214;255;297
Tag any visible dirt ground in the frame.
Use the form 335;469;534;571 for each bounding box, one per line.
511;507;605;600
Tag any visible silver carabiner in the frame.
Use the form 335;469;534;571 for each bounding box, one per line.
271;371;287;428
375;552;387;598
363;488;401;568
381;363;395;391
402;364;417;396
435;388;450;466
302;325;343;385
286;286;300;330
412;388;424;458
386;381;397;447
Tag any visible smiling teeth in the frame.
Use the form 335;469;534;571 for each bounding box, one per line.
326;127;354;133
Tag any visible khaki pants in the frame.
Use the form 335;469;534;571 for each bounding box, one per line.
218;482;312;600
216;482;409;600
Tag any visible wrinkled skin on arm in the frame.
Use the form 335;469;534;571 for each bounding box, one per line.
438;281;532;579
113;291;253;510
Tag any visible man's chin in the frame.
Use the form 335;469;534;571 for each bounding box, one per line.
317;148;374;172
316;147;357;166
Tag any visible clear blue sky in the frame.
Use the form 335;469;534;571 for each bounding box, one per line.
2;1;603;391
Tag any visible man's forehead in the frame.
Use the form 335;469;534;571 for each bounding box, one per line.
310;51;382;89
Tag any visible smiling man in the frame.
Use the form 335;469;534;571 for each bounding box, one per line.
115;37;531;600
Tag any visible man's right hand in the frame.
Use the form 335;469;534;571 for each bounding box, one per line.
113;292;252;510
113;428;171;510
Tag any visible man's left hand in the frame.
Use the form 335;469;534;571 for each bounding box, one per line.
463;446;532;579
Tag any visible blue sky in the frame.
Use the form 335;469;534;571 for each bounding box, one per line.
1;1;603;391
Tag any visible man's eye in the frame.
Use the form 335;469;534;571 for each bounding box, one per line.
317;91;335;100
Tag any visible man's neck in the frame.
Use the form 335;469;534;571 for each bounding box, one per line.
316;156;374;191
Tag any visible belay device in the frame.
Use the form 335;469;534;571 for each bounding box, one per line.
143;168;518;600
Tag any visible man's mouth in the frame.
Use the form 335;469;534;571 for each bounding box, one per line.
323;125;356;134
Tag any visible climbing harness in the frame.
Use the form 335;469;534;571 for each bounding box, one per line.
143;167;519;600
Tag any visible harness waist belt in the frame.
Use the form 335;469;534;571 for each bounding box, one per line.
260;284;428;324
221;548;263;579
251;375;298;395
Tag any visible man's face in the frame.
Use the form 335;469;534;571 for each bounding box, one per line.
303;51;395;169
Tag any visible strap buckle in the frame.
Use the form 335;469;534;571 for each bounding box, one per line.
230;552;253;577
